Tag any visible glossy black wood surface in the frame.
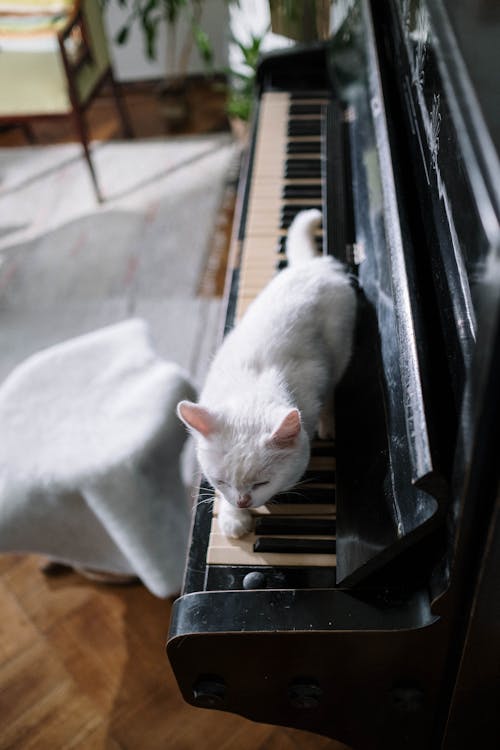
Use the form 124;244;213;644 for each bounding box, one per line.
168;1;500;747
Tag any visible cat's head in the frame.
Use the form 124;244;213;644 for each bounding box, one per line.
177;400;310;509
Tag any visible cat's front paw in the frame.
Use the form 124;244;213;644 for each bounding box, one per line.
218;504;253;538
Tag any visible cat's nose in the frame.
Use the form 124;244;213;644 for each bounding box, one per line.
237;493;251;508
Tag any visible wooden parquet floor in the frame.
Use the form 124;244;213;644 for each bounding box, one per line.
0;80;349;749
0;553;348;749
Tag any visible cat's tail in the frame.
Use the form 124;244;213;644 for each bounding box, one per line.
286;208;323;266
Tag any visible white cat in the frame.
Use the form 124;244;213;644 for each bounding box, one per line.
177;209;356;538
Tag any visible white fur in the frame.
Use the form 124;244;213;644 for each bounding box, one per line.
0;319;196;597
178;209;356;537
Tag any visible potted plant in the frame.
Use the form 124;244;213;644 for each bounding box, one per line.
225;28;266;143
268;0;331;42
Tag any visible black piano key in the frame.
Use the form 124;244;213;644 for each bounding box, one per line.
283;184;322;199
285;163;322;179
281;211;301;225
286;141;322;155
288;119;322;137
285;167;322;178
289;103;323;116
301;468;336;483
284;171;322;183
253;538;336;554
286;155;319;163
285;157;321;168
281;216;314;229
277;237;288;254
255;517;336;536
280;217;293;230
289;91;329;100
277;236;287;253
281;203;322;214
311;439;336;456
272;486;335;504
285;157;322;170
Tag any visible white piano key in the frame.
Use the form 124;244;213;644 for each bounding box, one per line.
207;524;336;567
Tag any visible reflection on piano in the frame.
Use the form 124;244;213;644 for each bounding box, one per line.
167;1;500;748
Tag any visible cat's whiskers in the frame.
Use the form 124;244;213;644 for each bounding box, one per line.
266;475;326;505
273;488;309;501
290;474;321;488
195;496;215;507
193;484;212;492
191;484;215;502
195;489;214;500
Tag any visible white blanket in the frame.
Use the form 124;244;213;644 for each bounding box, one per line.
0;319;196;597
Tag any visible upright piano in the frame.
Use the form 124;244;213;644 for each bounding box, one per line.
167;1;500;747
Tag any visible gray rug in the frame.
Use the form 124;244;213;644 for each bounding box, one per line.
0;134;237;387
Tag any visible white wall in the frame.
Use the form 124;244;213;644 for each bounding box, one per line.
104;1;230;82
228;0;292;77
103;0;299;84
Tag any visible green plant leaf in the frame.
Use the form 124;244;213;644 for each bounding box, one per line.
143;16;158;59
115;24;130;45
192;23;214;67
226;92;252;121
163;0;187;24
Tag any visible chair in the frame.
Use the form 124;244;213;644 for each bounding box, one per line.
0;0;133;201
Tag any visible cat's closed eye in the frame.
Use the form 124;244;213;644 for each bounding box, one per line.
215;479;227;486
252;481;269;489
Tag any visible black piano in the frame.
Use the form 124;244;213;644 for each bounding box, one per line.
167;1;500;747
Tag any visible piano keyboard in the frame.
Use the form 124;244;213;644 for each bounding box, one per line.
203;90;339;588
236;91;328;321
206;439;336;577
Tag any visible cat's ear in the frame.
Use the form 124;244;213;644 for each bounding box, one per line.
269;408;302;448
177;400;218;438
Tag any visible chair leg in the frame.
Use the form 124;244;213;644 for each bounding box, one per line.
108;69;134;139
72;105;103;203
21;122;36;144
